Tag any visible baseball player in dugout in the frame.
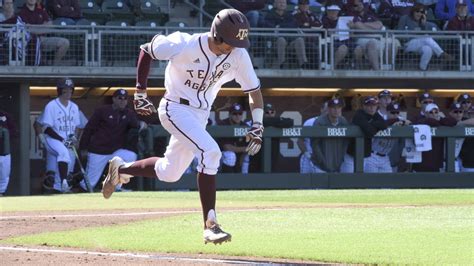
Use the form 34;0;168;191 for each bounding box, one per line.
37;78;84;193
218;103;249;173
347;96;388;172
0;110;18;196
78;89;146;192
101;9;264;245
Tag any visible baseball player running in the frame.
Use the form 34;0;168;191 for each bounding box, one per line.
38;78;84;192
101;9;264;245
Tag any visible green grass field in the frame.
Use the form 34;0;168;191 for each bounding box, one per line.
1;189;473;264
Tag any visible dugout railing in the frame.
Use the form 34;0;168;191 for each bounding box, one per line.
0;24;473;73
134;125;474;191
148;125;474;174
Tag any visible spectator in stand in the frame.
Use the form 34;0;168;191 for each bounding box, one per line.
0;0;15;22
298;103;327;173
435;0;474;22
262;0;310;69
460;106;474;172
346;0;384;70
377;89;392;119
411;92;434;123
79;89;146;191
293;0;322;69
0;110;17;196
347;96;387;172
18;0;70;65
229;0;265;27
446;0;474;30
310;98;350;173
289;0;322;7
456;93;472;119
218;103;249;173
48;0;84;25
397;4;454;71
412;103;457;172
294;0;322;28
378;0;415;28
322;4;351;68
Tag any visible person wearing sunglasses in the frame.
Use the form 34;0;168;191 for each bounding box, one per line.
456;93;472;119
78;88;146;192
412;103;457;172
217;103;249;173
397;4;454;71
411;92;435;123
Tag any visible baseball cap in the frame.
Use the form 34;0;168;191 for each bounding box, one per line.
419;92;433;102
327;98;344;107
449;102;463;111
326;4;341;11
424;103;439;113
387;102;401;112
378;89;392;98
363;96;378;105
456;0;467;6
57;78;74;89
457;93;471;103
229;103;243;113
113;88;128;97
264;103;275;112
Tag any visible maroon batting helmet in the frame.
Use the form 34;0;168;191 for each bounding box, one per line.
211;9;250;48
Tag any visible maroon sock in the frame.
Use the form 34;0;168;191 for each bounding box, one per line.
119;157;160;178
58;162;68;181
197;172;216;228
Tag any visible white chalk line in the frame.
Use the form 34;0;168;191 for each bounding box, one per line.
0;246;261;265
0;208;288;220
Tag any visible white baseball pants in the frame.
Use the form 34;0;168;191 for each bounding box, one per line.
44;136;75;191
155;99;221;182
364;153;393;173
0;154;11;194
80;149;137;190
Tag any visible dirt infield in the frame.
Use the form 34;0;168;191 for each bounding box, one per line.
0;208;327;265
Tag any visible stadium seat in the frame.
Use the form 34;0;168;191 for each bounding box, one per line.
139;0;161;19
105;19;132;27
101;0;134;21
80;0;104;22
135;20;160;28
164;21;188;28
76;18;105;26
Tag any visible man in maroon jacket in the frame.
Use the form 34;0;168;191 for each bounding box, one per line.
79;89;146;191
18;0;70;65
446;0;474;30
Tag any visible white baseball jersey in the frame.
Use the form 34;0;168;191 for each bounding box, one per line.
147;32;260;110
39;98;82;139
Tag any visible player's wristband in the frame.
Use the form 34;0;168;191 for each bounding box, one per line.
251;108;264;125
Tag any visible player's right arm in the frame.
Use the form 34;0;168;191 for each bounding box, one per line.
135;32;187;116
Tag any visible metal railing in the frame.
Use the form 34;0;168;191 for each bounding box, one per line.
1;24;473;71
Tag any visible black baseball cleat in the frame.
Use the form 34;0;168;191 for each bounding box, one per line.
203;220;232;245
